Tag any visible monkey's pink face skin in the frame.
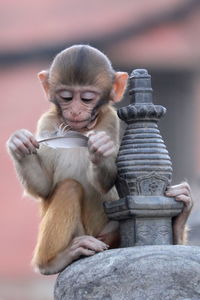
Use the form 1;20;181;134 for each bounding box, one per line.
56;86;102;130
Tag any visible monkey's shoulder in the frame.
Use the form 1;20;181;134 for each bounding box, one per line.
96;105;120;141
96;105;119;128
36;110;60;135
99;104;118;122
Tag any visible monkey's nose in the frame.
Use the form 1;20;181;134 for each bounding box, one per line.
70;111;81;117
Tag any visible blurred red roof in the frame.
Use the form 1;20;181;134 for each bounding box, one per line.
1;0;200;69
1;0;186;51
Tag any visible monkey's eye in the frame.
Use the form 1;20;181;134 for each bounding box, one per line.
81;92;96;103
62;97;73;101
81;98;93;102
59;91;73;101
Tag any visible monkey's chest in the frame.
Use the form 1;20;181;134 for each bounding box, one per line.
53;148;90;185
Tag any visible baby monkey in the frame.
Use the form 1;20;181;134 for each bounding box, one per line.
7;45;193;275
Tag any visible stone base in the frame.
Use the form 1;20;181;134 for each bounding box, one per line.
104;196;183;246
54;245;200;300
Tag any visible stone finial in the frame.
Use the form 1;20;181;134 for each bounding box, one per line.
104;69;183;247
129;68;153;104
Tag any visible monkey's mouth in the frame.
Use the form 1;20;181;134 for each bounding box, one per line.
66;119;90;124
65;118;91;129
67;119;90;123
64;112;98;129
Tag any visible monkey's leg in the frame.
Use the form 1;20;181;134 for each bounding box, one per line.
173;221;189;245
97;220;120;248
32;179;85;274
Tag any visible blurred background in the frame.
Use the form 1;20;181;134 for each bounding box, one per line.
1;0;200;299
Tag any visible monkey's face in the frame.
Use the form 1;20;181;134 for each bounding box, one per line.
55;86;102;130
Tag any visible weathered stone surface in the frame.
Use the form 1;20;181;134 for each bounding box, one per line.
54;245;200;300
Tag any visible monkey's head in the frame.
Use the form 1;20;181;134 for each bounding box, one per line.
38;45;128;130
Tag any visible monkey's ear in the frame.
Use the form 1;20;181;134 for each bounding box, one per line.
38;70;49;96
111;72;129;102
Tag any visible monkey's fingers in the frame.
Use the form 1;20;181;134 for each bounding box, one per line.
89;133;113;150
166;182;191;193
93;141;114;156
175;195;193;211
11;136;30;156
17;131;39;151
78;235;108;245
30;136;40;149
77;240;106;252
88;132;108;148
72;236;108;251
165;187;191;198
91;138;111;152
102;145;116;157
21;139;38;154
12;131;37;154
73;247;96;259
74;236;107;251
8;141;25;159
87;130;96;138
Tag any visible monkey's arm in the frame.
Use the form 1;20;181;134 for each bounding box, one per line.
7;129;53;198
87;106;119;193
165;182;193;244
88;152;118;193
87;126;119;193
7;111;60;198
15;154;52;198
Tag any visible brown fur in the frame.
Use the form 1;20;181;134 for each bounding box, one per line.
32;179;85;267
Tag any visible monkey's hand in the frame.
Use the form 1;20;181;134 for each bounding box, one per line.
87;131;116;165
7;129;39;161
165;182;193;244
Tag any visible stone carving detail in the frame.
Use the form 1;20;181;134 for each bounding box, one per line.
136;223;171;246
118;104;166;122
136;172;168;196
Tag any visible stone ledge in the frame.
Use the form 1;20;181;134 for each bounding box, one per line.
54;245;200;300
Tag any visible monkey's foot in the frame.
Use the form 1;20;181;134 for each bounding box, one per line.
34;236;109;275
69;235;109;260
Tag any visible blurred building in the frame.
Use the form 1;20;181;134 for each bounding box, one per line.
1;0;200;299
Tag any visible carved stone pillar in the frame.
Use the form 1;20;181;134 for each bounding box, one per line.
104;69;183;247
